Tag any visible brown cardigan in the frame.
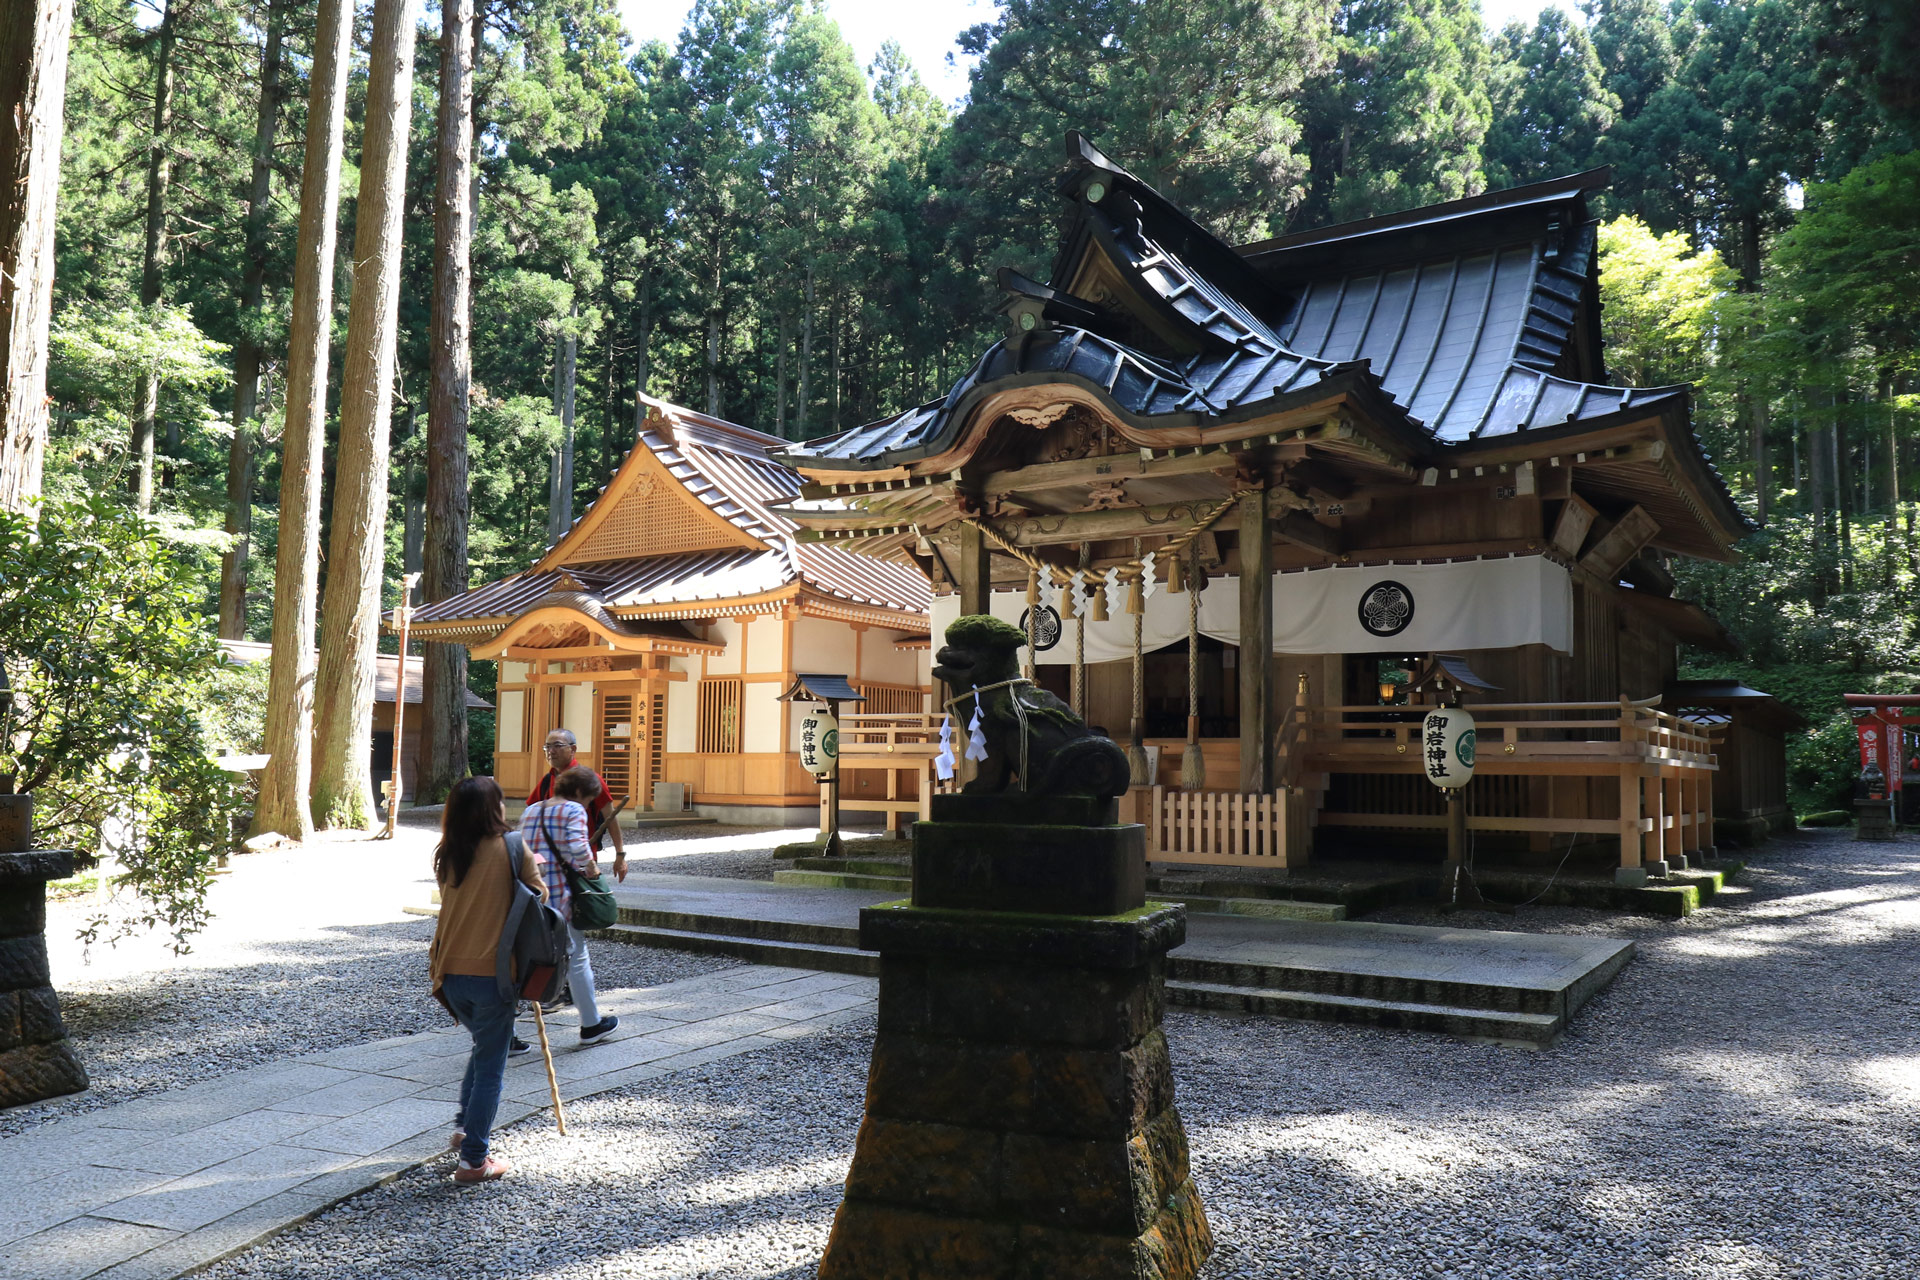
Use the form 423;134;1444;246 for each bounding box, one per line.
429;834;543;999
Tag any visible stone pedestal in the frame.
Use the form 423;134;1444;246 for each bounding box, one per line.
820;797;1211;1280
0;850;88;1108
1854;797;1896;842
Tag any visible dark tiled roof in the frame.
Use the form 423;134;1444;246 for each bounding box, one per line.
781;151;1694;466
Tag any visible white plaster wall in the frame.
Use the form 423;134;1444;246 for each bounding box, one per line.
496;689;525;753
562;682;594;740
745;615;784;673
859;632;925;687
666;664;696;752
790;618;847;674
502;660;529;684
705;620;743;674
743;681;781;753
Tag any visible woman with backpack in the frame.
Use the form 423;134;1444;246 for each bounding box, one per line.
429;775;546;1184
521;765;619;1045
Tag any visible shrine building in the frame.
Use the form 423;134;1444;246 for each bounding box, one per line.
775;134;1779;882
404;397;932;823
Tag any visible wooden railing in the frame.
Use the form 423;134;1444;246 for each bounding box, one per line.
1293;695;1718;874
828;712;957;835
1136;695;1718;874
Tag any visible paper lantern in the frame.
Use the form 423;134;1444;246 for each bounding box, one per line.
1421;707;1475;789
799;707;839;777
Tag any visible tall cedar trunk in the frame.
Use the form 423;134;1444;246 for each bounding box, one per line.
629;274;650;450
130;0;176;514
1881;367;1899;577
546;313;575;545
830;283;841;430
417;0;475;803
402;459;423;580
1835;421;1854;591
797;263;811;435
0;0;74;511
775;310;788;437
311;0;418;829
705;310;720;417
218;0;289;638
252;0;351;839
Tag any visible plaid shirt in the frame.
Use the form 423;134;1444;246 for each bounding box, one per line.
520;799;593;919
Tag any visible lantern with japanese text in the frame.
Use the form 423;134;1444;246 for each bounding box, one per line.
799;706;839;777
1421;706;1476;789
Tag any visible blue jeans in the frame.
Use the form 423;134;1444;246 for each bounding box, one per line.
567;921;599;1029
441;973;516;1167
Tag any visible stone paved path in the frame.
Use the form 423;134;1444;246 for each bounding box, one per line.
0;965;875;1280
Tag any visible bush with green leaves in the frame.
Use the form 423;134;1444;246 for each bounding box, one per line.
0;496;247;951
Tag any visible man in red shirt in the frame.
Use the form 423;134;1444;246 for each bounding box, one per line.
527;729;628;883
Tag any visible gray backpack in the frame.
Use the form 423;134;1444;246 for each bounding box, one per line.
496;831;571;1004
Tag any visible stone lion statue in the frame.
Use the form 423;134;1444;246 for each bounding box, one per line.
933;614;1132;798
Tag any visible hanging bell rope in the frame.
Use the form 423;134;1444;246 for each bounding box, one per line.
1023;564;1040;681
1073;543;1088;717
1127;537;1150;786
1181;543;1205;790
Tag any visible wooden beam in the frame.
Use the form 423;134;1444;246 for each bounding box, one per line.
1580;504;1662;580
1550;493;1598;558
1272;509;1338;556
980;497;1234;547
958;522;991;616
1239;490;1274;794
979;447;1238;497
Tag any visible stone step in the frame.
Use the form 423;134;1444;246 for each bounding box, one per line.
591;922;879;977
614;904;861;949
773;868;914;892
1167;951;1577;1017
1166;979;1564;1048
1158;893;1348;922
787;856;911;877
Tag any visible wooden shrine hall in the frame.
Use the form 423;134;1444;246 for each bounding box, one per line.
776;134;1766;883
404;397;933;824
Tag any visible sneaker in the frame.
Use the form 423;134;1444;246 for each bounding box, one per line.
449;1129;465;1151
452;1155;512;1184
579;1015;619;1045
509;1037;532;1056
541;988;571;1014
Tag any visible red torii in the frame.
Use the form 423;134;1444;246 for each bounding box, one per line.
1844;694;1920;795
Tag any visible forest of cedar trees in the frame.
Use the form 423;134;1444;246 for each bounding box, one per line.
9;0;1920;851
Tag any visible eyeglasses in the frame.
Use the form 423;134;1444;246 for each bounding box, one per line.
543;742;572;753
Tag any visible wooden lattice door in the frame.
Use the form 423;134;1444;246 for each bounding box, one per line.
597;686;665;811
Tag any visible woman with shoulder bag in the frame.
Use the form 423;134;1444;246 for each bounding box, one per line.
521;765;619;1044
429;775;546;1184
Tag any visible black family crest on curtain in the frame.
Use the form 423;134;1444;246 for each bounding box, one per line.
1358;580;1415;638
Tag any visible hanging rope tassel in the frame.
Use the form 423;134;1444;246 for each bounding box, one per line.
1023;564;1040;681
1127;539;1150;787
1181;547;1206;791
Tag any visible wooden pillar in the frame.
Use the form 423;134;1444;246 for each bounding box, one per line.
958;523;990;618
1238;490;1273;794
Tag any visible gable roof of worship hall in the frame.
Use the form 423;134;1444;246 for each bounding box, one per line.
775;133;1748;566
404;396;931;650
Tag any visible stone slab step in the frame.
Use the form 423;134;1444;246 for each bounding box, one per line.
787;856;910;877
1161;893;1347;922
773;868;913;892
1167;979;1564;1048
615;904;861;949
590;922;879;977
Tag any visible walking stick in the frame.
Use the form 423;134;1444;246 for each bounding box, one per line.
531;1002;567;1135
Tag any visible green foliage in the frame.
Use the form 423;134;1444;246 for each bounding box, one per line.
1484;8;1617;188
0;498;248;952
1597;216;1734;388
46;303;232;504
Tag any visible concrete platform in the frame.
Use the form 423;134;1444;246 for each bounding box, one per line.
590;873;1633;1047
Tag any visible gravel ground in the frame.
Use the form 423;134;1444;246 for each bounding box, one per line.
6;820;786;1140
191;825;1920;1280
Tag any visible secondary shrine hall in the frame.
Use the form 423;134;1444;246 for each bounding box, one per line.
776;134;1785;882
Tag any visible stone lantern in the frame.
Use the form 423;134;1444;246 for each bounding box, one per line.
0;653;89;1108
